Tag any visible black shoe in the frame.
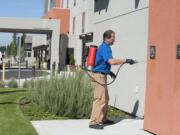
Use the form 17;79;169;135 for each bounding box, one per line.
89;123;104;129
103;119;114;125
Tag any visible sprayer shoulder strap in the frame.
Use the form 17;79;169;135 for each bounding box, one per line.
95;59;103;67
94;47;104;67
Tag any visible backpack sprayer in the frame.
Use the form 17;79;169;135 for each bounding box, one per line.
82;45;146;86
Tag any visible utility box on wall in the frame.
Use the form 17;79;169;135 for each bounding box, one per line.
144;0;180;135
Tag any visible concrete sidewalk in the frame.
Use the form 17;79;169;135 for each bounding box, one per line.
32;119;152;135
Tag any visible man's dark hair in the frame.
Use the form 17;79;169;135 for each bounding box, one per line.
103;30;115;41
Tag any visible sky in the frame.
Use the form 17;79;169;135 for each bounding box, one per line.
0;0;44;46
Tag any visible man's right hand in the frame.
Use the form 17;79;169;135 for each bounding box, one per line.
125;59;136;65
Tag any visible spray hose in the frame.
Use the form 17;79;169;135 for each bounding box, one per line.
82;60;146;86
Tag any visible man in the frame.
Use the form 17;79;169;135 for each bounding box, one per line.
89;30;135;129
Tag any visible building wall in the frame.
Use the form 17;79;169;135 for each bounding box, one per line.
45;0;61;12
67;0;149;117
43;0;70;70
25;35;32;43
44;0;49;13
93;0;149;118
43;8;70;34
31;35;48;66
43;0;70;34
144;0;180;134
24;35;34;64
68;0;94;65
32;35;47;48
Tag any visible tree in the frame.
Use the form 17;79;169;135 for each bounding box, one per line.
5;45;11;57
0;46;6;53
10;41;17;60
10;33;18;60
19;34;26;63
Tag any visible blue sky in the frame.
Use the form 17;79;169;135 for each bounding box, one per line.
0;0;44;46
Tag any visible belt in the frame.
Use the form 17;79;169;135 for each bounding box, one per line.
93;71;107;75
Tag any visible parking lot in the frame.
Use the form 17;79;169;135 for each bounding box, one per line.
0;68;50;80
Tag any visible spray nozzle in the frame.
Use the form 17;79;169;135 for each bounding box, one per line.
125;59;147;65
133;60;147;64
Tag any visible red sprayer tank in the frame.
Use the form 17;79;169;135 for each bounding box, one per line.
87;45;97;70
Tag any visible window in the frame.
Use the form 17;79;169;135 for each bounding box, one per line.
82;12;85;33
34;50;37;57
50;0;56;9
74;0;76;6
66;48;74;65
62;0;64;8
135;0;140;9
24;43;32;51
73;17;76;34
94;0;109;13
67;0;69;8
28;52;31;57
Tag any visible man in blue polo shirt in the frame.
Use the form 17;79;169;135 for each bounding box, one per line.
89;30;135;129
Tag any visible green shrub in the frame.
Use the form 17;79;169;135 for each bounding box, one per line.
30;71;93;119
34;78;46;90
67;54;75;65
8;78;18;88
23;78;47;90
23;79;29;88
28;78;36;89
0;80;5;88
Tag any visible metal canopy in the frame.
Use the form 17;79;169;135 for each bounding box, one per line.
0;28;52;34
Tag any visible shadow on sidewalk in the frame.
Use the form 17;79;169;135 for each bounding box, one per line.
103;118;126;127
103;115;142;127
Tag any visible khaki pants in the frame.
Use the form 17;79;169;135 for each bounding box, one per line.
89;73;109;125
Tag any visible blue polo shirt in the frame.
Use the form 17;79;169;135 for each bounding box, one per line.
92;42;113;74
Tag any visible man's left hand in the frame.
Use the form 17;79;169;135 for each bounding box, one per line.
109;71;116;79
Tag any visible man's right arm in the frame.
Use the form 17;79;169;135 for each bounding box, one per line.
108;58;126;65
108;58;136;65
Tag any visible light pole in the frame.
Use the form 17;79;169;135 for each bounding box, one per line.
17;37;21;88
